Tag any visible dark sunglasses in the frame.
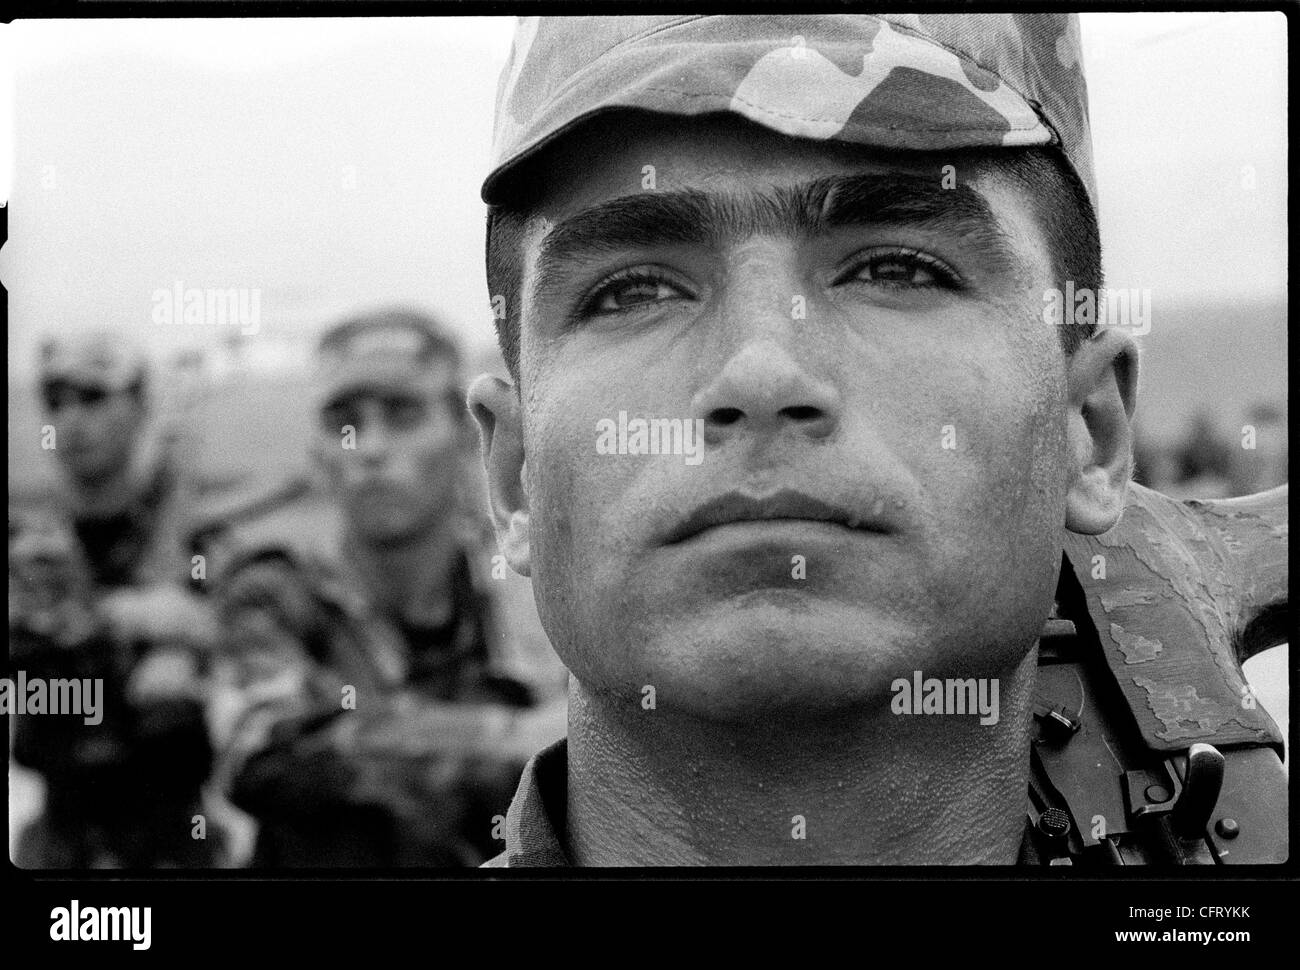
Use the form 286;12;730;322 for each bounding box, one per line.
41;382;114;413
320;391;464;436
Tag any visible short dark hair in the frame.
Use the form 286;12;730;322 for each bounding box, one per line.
485;146;1100;382
995;147;1102;355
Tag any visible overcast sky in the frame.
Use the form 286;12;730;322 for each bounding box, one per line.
1;13;1287;376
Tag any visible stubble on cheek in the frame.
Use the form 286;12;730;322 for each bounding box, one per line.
1014;313;1073;531
914;304;1070;667
520;386;586;652
990;311;1073;634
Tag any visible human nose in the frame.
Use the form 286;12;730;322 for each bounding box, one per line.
352;402;392;463
691;246;841;448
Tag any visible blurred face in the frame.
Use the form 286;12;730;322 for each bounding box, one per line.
313;365;465;544
497;115;1078;721
41;380;145;483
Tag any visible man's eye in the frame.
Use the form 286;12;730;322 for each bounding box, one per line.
382;397;427;431
322;404;361;433
584;272;688;315
841;249;958;289
41;385;109;411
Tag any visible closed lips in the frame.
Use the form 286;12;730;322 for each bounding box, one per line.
662;489;889;544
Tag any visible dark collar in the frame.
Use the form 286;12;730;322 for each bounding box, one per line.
488;738;571;867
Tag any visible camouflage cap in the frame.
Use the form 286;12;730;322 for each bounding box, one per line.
315;308;463;408
38;330;147;393
484;14;1095;210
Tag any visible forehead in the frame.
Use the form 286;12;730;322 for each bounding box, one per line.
506;119;1057;342
523;113;1045;242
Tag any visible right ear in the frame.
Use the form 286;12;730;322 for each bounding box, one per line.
1063;328;1139;535
467;374;531;576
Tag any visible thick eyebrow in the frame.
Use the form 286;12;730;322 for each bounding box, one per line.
532;173;1019;300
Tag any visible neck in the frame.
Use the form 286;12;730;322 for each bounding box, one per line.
566;648;1037;866
345;519;462;627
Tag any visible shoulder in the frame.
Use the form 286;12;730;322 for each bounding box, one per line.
203;483;411;687
197;481;348;588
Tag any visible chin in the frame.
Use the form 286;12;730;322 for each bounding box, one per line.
350;513;414;545
575;602;921;722
62;457;109;482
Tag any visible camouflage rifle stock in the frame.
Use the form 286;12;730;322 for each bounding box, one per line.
1031;483;1287;865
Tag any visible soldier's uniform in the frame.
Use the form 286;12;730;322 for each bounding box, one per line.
9;511;221;868
13;335;223;863
203;311;566;867
204;492;564;867
479;14;1288;867
12;335;222;868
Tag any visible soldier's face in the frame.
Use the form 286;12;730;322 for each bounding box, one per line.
480;115;1077;719
41;381;145;483
313;369;464;544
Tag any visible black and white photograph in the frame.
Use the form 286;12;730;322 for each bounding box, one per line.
2;1;1291;949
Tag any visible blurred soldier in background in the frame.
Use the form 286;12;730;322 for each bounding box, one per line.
1232;402;1287;496
206;308;563;867
10;332;223;867
36;332;192;588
